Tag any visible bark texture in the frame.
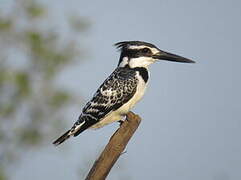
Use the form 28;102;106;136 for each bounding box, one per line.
85;111;141;180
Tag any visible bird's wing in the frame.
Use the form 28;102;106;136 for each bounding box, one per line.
72;67;138;136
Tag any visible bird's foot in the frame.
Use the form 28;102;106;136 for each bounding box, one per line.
118;115;128;126
118;119;125;126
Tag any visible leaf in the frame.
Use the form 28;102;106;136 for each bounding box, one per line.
25;0;46;18
0;19;12;32
49;90;71;108
18;128;42;146
0;168;7;180
14;72;30;97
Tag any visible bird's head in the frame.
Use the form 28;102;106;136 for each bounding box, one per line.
115;41;195;68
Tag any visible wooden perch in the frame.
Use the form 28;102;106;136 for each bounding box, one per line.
85;111;141;180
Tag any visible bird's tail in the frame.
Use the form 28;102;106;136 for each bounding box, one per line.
53;115;97;146
53;130;72;146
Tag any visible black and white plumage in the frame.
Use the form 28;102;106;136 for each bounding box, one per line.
53;41;195;146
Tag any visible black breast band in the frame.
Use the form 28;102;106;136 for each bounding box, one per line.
133;67;149;83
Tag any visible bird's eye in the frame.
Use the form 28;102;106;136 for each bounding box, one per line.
141;48;151;53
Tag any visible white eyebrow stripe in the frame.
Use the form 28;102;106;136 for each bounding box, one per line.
150;47;159;54
128;45;148;49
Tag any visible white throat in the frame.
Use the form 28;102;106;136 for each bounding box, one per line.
118;57;129;67
118;56;155;68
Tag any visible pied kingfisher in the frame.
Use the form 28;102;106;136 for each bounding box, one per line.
53;41;195;146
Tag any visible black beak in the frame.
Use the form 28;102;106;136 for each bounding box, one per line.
153;50;195;63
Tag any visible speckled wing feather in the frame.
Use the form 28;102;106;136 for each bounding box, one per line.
72;67;138;136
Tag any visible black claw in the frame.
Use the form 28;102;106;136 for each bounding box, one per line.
118;120;124;126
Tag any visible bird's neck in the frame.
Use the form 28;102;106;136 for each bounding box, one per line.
132;66;149;83
118;56;129;67
118;61;149;83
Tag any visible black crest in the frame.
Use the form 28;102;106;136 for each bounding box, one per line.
114;41;157;51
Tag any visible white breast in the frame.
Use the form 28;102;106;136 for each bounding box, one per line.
119;71;147;113
91;71;148;129
91;71;147;129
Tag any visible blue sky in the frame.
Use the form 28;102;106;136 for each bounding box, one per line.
8;0;241;180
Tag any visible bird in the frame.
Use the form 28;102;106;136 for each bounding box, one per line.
53;41;195;146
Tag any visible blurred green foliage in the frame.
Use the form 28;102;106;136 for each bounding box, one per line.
0;0;89;179
0;169;7;180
